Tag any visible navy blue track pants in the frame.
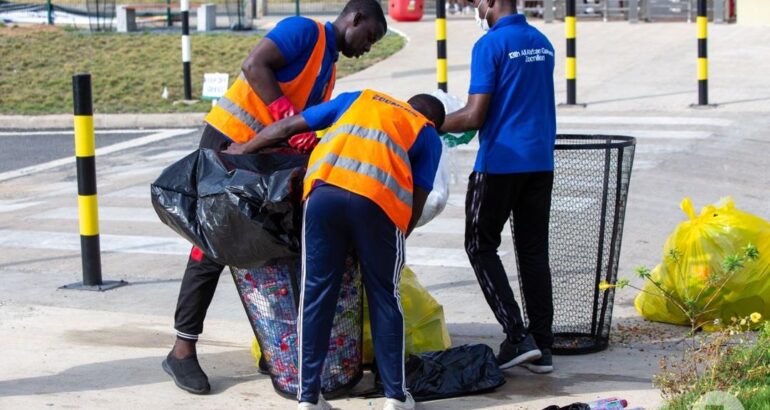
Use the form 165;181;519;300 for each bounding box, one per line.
298;184;407;403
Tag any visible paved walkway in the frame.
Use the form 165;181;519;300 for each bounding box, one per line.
2;15;770;410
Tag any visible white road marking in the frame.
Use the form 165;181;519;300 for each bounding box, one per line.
33;207;159;223
105;186;151;199
406;246;508;268
557;116;732;127
0;129;195;183
0;200;44;213
0;229;481;268
0;229;190;255
556;129;713;140
0;129;190;137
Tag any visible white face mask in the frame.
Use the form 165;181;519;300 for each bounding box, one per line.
474;0;491;31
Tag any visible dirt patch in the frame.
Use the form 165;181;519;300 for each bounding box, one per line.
0;24;62;37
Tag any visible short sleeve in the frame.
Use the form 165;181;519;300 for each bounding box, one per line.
468;37;497;95
301;92;361;130
408;126;443;191
265;17;319;64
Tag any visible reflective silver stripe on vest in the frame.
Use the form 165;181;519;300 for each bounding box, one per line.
217;96;265;135
306;153;413;208
319;124;411;170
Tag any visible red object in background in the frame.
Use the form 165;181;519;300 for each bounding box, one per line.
389;0;424;22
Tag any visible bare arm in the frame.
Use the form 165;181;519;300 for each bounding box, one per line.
241;38;287;105
439;93;492;133
406;186;430;238
223;115;311;155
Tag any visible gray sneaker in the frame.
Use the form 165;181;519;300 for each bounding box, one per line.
496;334;542;370
521;348;553;374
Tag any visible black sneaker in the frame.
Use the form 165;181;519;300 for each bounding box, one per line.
496;334;542;370
521;348;553;374
162;352;211;394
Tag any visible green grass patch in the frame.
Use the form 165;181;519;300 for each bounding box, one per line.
659;322;770;410
0;25;404;114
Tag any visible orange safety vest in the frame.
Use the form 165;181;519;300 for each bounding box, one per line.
303;90;432;233
204;21;336;144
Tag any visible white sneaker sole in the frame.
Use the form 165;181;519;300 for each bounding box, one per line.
498;349;542;370
521;362;554;374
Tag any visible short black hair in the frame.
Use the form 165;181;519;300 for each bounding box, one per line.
342;0;388;34
408;94;446;131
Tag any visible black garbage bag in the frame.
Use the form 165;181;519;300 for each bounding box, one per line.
354;344;505;401
543;404;590;410
150;148;309;267
405;344;506;401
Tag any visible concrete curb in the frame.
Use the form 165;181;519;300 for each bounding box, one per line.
0;113;207;130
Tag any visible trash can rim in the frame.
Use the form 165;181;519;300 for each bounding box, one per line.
555;134;636;150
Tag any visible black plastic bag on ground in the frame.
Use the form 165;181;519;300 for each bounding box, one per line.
354;344;505;401
150;148;308;267
405;344;506;401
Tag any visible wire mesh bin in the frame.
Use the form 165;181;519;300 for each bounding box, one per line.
514;135;635;355
231;255;363;398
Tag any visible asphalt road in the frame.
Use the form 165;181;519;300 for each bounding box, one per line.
0;129;191;174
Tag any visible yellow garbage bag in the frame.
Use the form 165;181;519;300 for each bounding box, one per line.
634;197;770;330
251;265;452;366
363;265;452;364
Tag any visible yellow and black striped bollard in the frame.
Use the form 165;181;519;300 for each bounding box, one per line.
436;0;448;92
696;0;708;105
62;74;126;291
565;0;577;105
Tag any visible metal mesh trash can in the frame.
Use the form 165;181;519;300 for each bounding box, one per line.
514;135;635;354
231;254;363;398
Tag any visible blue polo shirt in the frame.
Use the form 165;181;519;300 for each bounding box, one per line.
469;14;556;174
266;17;338;109
302;91;443;192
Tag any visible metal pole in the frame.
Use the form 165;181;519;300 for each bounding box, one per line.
628;0;638;23
295;0;300;16
436;0;448;92
565;0;577;105
544;0;554;23
166;0;172;27
181;0;192;100
603;0;609;22
47;0;53;24
63;74;126;291
714;0;725;23
697;0;708;105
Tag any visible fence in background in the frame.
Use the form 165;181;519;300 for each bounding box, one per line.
0;0;736;29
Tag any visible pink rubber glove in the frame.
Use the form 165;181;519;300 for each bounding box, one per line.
266;95;297;122
288;132;319;154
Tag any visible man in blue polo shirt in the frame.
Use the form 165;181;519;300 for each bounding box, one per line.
440;0;556;374
163;0;387;395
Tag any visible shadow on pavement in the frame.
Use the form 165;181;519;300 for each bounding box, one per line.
0;351;262;397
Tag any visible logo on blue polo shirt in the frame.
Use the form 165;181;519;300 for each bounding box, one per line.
508;48;554;63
